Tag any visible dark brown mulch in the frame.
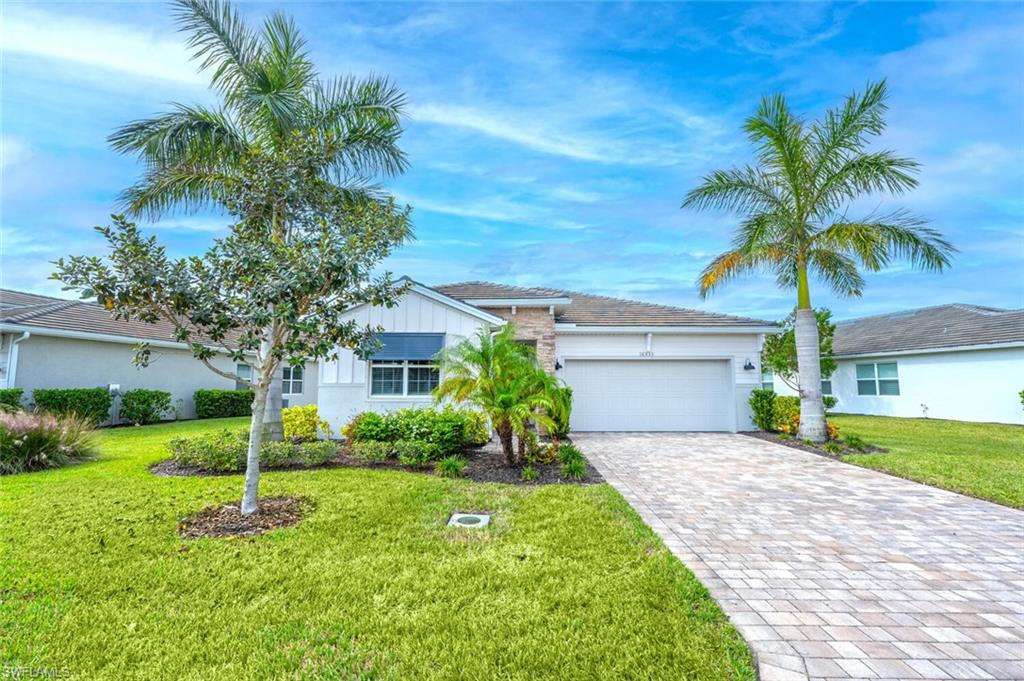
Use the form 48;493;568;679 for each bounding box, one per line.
742;430;885;459
179;496;306;539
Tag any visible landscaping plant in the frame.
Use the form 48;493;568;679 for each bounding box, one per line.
194;389;254;419
350;440;393;463
435;455;466;478
282;404;330;442
684;80;954;441
520;465;539;482
748;388;776;431
0;388;24;412
0;411;97;475
168;429;340;472
32;388;112;425
119;389;173;425
561;458;586;481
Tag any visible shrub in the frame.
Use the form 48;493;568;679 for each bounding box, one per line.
194;389;253;419
344;411;393;442
435;455;466;478
773;396;801;434
295;441;341;466
561;458;586;481
343;407;475;456
394;439;439;467
525;439;557;465
843;433;869;452
520;465;539;482
429;409;467;457
461;410;491;446
748;389;776;431
169;430;341;471
557;442;583;465
547;386;573;438
282;404;330;442
119;389;172;425
823;395;838;411
826;422;840;441
32;388;112;424
0;411;97;474
822;441;843;454
350;440;392;463
0;388;24;412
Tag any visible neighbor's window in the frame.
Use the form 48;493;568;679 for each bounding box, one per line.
821;379;833;396
282;366;304;394
856;362;899;396
235;363;251;391
370;360;438;397
761;369;774;391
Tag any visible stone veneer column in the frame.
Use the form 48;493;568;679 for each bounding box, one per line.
481;306;557;373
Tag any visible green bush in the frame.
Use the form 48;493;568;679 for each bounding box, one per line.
168;429;341;472
822;395;838;411
748;389;776;431
282;404;330;441
0;388;24;412
194;389;253;419
119;389;173;425
429;409;467;457
350;440;392;463
561;458;586;481
822;441;843;454
773;396;801;434
344;407;477;457
0;411;97;474
547;386;573;438
461;410;491;446
843;433;869;452
557;442;583;465
435;455;466;478
520;465;539;482
344;411;393;442
32;388;112;424
394;439;440;467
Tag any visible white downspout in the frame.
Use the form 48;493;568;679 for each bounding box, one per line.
6;331;30;390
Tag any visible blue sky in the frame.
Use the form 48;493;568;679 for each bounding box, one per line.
2;1;1022;321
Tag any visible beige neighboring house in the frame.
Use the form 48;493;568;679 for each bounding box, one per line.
0;289;317;422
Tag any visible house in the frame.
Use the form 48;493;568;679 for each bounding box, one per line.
317;279;777;433
765;304;1024;425
0;289;317;421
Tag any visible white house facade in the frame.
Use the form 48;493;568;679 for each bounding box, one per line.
317;280;777;433
766;304;1024;425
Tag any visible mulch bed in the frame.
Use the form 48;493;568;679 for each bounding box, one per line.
742;430;885;459
153;439;603;486
179;496;306;539
151;459;340;478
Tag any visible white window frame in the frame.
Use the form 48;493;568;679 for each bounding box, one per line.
282;365;304;395
821;378;833;396
856;361;900;396
369;359;439;398
235;363;252;391
761;368;774;391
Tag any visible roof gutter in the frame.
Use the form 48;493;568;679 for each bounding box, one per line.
832;340;1024;359
0;323;251;356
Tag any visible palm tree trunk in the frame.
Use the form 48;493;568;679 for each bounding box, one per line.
794;267;827;441
496;420;515;466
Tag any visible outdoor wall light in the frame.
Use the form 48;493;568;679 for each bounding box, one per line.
743;359;756;370
554;360;563;370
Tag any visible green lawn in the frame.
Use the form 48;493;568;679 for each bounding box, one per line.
0;418;753;680
833;414;1024;508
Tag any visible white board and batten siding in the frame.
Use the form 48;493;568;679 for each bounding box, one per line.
555;332;764;432
317;290;490;433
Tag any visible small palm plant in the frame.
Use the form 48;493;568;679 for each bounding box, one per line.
684;80;955;441
434;325;557;466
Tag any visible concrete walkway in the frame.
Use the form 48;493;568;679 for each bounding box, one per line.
574;433;1024;681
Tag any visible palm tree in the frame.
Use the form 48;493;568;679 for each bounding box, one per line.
108;0;407;438
683;80;954;441
434;325;556;465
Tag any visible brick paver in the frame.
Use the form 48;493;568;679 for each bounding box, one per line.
575;433;1024;681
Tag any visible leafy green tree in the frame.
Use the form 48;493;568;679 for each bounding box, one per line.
108;0;407;440
55;137;412;514
683;80;954;441
761;308;836;393
434;325;557;466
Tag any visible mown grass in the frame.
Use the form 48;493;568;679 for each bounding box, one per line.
833;414;1024;509
0;418;754;680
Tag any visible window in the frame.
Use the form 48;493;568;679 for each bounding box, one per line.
856;362;899;396
283;366;303;394
235;363;251;391
821;379;833;396
761;369;774;391
370;360;438;397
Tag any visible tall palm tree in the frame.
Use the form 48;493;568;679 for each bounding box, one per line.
434;325;555;465
683;80;954;441
109;0;407;438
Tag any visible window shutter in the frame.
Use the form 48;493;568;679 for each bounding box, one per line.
370;333;445;361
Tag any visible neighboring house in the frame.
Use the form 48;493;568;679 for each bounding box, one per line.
318;279;776;433
0;289;317;421
765;304;1024;425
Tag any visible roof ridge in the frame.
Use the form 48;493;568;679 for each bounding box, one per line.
838;302;1019;325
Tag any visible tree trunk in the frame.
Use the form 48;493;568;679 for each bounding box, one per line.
794;307;827;442
496;420;515;466
516;431;526;465
242;381;269;516
262;364;284;442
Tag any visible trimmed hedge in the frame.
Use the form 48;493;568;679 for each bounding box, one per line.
194;389;253;419
344;407;470;457
0;388;24;412
119;389;173;425
168;428;339;472
748;389;776;431
32;388;112;424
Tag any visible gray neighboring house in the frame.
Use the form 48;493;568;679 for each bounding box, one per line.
768;303;1024;425
0;289;317;421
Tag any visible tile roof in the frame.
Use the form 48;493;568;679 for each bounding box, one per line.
833;304;1024;356
0;289;233;346
433;281;775;327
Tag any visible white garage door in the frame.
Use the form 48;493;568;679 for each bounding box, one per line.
563;359;733;432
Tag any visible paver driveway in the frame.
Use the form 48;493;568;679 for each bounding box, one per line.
575;433;1024;681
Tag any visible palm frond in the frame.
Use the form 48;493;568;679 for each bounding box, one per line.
682;166;790;214
118;165;236;220
697;246;786;299
810;151;920;220
173;0;262;99
807;249;866;298
743;92;809;200
812;210;956;272
108;104;248;172
809;80;888;178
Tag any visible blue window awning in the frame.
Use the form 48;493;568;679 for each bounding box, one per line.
370;333;445;361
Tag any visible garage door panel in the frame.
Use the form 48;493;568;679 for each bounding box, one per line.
564;359;732;432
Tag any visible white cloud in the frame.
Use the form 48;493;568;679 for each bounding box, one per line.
1;136;31;169
1;7;202;86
